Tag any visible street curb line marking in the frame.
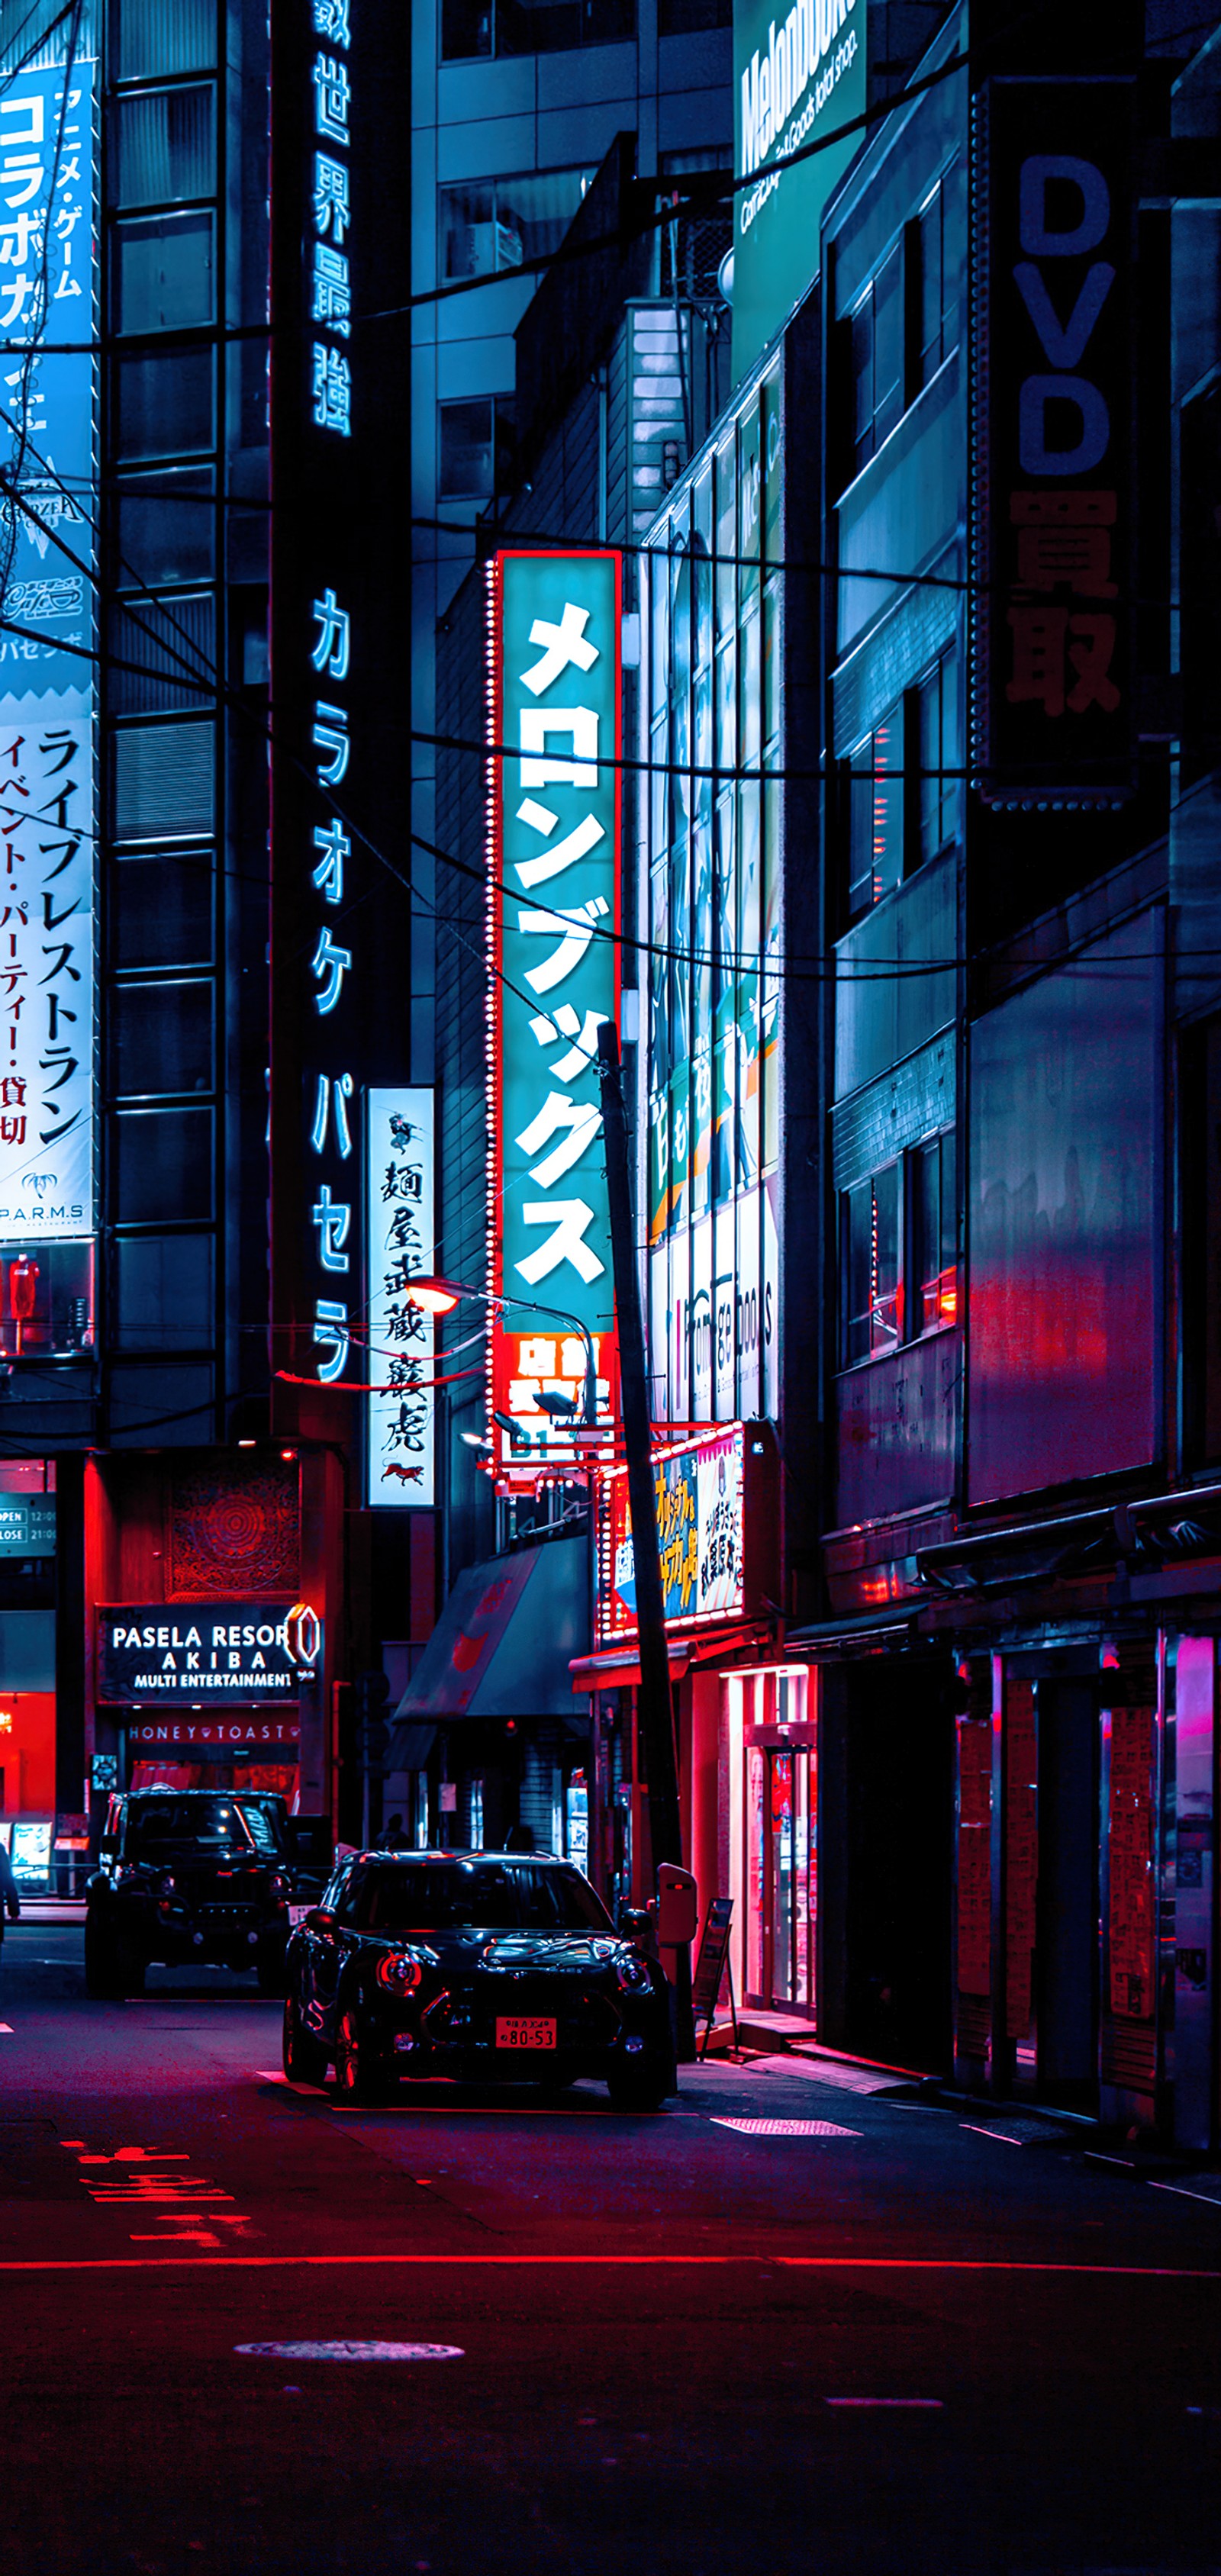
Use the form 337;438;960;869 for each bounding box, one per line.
1149;2182;1221;2209
960;2125;1024;2146
0;2254;1218;2277
825;2397;943;2408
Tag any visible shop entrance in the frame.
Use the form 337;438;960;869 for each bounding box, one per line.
747;1741;816;2011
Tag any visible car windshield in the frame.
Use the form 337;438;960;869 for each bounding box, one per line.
350;1860;613;1936
124;1796;255;1856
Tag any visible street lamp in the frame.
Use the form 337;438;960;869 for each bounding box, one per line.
403;1274;598;1434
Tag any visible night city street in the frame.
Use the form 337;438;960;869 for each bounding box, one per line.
10;0;1221;2568
4;1911;1221;2576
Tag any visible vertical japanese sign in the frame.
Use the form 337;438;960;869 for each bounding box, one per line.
308;0;353;440
366;1088;434;1507
972;79;1134;807
270;0;409;1467
488;551;620;1480
0;40;98;1238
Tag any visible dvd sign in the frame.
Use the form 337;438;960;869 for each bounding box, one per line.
97;1603;320;1704
973;79;1135;808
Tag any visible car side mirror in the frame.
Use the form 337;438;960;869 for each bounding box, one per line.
304;1906;335;1931
620;1906;651;1943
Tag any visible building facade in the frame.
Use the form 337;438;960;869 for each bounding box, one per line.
0;0;420;1879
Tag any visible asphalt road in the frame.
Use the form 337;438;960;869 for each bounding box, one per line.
2;1915;1220;2576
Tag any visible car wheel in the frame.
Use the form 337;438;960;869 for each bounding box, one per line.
606;2051;675;2114
84;1914;121;1999
282;1993;330;2087
256;1932;287;1998
333;2002;390;2104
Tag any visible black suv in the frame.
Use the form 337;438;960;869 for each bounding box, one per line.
85;1789;331;1998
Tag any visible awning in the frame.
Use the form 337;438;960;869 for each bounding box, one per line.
569;1620;775;1692
784;1606;919;1658
389;1534;589;1729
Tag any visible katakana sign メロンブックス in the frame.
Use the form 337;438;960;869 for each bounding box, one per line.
488;552;620;1480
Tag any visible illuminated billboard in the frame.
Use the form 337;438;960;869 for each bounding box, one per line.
597;1422;779;1643
487;550;621;1482
731;0;865;383
0;40;98;1238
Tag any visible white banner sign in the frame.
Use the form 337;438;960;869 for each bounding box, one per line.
366;1086;434;1507
0;707;94;1236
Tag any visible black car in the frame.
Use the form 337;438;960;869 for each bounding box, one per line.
282;1849;678;2111
85;1789;327;1998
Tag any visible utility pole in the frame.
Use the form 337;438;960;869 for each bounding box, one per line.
596;1020;682;1874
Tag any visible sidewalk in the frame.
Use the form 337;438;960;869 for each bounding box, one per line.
698;2006;926;2095
9;1899;86;1923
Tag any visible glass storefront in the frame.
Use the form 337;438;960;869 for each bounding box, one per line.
728;1664;816;2017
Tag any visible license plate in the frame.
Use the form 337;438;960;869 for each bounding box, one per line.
495;2015;556;2050
288;1905;311;1927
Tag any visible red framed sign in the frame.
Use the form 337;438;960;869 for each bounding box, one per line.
486;549;622;1483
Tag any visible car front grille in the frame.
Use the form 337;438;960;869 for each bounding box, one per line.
420;1979;620;2052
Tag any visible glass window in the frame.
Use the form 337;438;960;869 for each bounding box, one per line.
440;0;491;51
111;1107;212;1222
440;169;591;280
917;188;944;386
850;292;873;470
114;211;215;333
114;469;214;590
872;246;903;447
912;1131;957;1334
113;0;217;82
0;1240;94;1360
848;712;904;916
348;1856;613;1932
115;346;214;459
112;1232;214;1350
914;648;960;869
111;85;214;208
659;0;730;24
109;980;213;1100
124;1796;250;1855
437;396;514;501
840;1166;902;1365
440;0;634;53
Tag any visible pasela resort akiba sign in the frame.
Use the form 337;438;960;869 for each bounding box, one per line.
98;1604;313;1702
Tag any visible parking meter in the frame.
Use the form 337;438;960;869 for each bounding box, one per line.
653;1863;698;2062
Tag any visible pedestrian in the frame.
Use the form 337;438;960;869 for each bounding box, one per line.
382;1814;404;1850
0;1835;20;1974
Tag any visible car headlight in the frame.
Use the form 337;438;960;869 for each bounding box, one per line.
375;1952;423;1993
616;1955;651;1993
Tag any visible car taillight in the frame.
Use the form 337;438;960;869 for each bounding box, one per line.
375;1953;423;1993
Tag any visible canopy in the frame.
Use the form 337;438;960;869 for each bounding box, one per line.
388;1534;589;1739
